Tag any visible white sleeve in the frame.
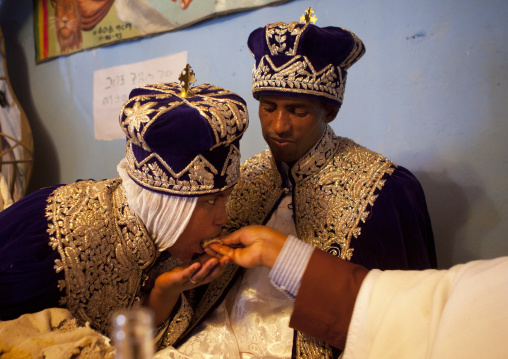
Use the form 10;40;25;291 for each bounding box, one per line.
343;256;508;359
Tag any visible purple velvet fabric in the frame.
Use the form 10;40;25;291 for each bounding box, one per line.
119;82;247;196
348;166;437;270
248;24;360;71
0;185;65;320
247;22;366;109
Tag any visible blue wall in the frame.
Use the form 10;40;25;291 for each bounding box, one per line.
1;0;508;268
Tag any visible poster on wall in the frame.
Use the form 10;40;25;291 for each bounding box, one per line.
93;51;188;141
34;0;292;63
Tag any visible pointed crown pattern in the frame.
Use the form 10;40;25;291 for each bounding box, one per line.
119;79;248;196
248;11;365;109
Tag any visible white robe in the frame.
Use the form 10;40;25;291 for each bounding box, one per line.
343;256;508;359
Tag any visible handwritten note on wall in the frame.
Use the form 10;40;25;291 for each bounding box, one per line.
93;51;188;140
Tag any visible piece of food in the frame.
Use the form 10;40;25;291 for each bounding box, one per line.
201;237;223;249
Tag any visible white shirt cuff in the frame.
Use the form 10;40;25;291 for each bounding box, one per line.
269;235;314;299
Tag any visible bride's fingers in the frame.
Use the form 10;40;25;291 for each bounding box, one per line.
189;257;219;283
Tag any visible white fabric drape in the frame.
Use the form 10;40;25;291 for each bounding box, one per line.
0;308;114;358
343;256;508;359
117;158;197;252
155;193;297;358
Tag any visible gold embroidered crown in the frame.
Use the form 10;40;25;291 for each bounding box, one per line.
247;8;365;109
119;65;249;195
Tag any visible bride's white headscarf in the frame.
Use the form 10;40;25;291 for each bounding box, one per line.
117;158;197;252
116;80;248;252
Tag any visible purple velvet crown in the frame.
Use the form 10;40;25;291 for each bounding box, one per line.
248;22;365;108
119;82;248;196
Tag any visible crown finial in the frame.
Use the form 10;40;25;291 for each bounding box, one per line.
299;7;317;24
178;64;196;98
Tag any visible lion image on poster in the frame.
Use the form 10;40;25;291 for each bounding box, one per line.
51;0;193;52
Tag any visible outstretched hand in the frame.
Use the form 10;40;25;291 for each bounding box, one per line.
155;254;230;294
205;225;287;269
145;254;230;326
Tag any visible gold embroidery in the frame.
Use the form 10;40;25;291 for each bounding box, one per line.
296;331;333;358
139;250;221;350
207;100;248;148
265;22;307;56
123;83;248;150
47;179;238;348
126;144;244;195
221;145;241;186
122;100;159;147
252;55;346;104
226;150;283;232
339;29;366;70
226;125;395;357
159;294;194;349
227;125;395;259
252;22;365;106
46;179;158;335
121;83;248;195
294;128;395;260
